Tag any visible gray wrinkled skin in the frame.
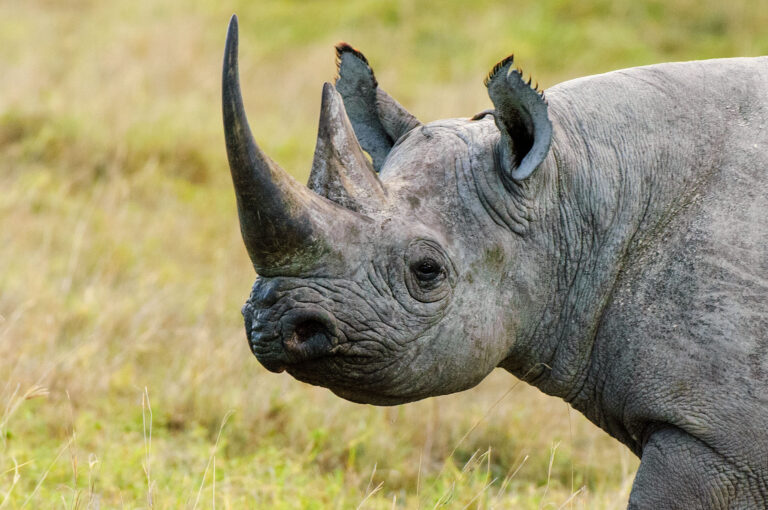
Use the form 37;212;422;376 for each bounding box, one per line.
223;16;768;509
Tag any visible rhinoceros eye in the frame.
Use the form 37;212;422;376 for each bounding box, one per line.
404;239;454;303
413;258;442;282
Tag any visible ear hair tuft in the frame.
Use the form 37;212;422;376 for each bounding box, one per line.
335;42;378;88
485;54;546;101
335;42;370;65
484;54;515;86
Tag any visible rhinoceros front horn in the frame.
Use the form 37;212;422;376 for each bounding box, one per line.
222;15;366;275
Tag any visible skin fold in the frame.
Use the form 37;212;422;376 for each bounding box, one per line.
222;16;768;509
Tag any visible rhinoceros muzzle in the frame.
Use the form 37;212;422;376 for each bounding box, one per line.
242;282;341;373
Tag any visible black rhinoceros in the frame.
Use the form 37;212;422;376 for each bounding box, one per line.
221;15;768;509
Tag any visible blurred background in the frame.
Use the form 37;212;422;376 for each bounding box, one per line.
1;0;766;507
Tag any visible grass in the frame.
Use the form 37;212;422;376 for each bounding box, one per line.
1;0;766;507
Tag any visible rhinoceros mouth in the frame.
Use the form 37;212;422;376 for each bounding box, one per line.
285;365;403;404
329;386;426;406
248;329;338;374
244;308;426;405
288;365;429;405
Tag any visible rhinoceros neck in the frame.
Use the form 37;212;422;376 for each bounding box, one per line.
504;59;755;432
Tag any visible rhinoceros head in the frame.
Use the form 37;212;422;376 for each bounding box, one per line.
223;16;554;405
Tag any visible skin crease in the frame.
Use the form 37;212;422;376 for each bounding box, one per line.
226;21;768;507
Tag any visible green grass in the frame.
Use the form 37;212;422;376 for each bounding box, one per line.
1;0;765;507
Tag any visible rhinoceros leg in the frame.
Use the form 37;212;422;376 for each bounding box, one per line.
627;426;762;509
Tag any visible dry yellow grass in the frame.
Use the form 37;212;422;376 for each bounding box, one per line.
1;0;766;507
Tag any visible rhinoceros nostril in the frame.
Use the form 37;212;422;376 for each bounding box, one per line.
283;319;333;360
293;320;326;343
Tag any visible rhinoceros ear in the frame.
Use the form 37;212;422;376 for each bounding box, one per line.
485;55;552;181
335;43;422;172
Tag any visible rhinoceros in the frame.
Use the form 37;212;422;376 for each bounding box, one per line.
221;15;768;509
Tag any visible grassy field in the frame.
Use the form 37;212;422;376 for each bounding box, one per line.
1;0;766;507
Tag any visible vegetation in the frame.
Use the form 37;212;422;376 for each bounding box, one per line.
1;0;765;507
